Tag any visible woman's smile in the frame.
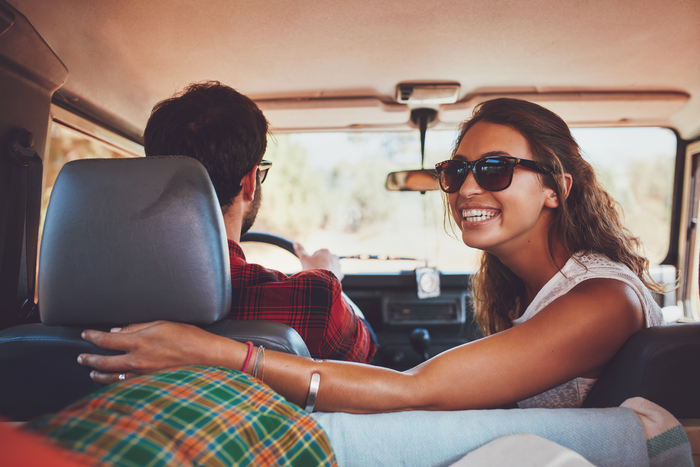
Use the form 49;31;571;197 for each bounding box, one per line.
463;209;497;222
459;205;501;227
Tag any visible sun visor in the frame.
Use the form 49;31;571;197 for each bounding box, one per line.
439;92;690;127
257;98;410;131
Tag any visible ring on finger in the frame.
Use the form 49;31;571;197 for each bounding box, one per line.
119;373;126;381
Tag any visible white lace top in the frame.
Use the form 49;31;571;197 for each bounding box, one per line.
512;253;663;409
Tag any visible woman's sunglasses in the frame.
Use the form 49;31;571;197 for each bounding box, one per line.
435;156;548;193
258;160;272;184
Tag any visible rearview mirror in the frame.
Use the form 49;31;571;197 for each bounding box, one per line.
385;169;439;192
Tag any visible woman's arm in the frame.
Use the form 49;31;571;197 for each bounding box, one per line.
79;278;644;413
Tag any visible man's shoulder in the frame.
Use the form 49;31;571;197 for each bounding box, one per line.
286;268;341;291
228;239;246;261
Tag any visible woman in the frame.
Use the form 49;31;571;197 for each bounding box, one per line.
78;98;664;412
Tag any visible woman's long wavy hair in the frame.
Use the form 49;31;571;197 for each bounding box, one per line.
449;98;666;336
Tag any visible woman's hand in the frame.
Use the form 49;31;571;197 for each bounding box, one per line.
77;321;230;385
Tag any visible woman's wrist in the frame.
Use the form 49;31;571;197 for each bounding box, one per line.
207;334;249;370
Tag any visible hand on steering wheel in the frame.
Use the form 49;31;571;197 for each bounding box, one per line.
240;232;360;317
293;242;343;281
240;232;343;279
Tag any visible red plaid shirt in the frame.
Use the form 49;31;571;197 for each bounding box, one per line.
226;240;376;363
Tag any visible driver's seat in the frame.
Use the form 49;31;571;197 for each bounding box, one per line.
0;156;310;421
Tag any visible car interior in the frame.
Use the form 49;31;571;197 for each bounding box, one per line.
0;0;699;463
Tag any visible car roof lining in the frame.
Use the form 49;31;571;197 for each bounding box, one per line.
7;0;700;139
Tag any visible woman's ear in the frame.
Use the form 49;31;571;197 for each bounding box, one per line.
240;165;258;202
544;173;573;209
561;173;573;199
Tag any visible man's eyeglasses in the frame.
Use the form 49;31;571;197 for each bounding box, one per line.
258;160;272;184
435;156;548;193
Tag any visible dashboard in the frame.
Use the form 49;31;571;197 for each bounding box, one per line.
342;273;481;370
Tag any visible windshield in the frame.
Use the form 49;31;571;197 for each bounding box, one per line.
226;128;678;275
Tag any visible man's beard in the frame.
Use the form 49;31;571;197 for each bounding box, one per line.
241;176;262;236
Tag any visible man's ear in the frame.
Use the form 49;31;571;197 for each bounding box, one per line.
544;173;573;209
240;165;258;202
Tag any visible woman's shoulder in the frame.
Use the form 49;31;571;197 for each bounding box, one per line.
568;252;628;274
563;253;649;288
519;252;663;327
568;252;663;327
541;252;635;299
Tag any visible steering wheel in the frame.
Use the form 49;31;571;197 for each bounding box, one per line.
240;231;297;256
239;231;366;320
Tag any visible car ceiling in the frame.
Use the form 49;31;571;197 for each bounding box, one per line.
7;0;700;139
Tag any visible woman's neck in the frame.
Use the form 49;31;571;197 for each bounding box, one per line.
497;237;571;306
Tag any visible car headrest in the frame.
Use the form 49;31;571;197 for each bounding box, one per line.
39;156;231;326
583;322;700;418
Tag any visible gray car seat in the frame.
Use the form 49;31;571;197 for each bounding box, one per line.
582;321;700;418
0;156;309;421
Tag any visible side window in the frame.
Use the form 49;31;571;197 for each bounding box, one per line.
41;114;144;242
682;142;700;320
573;127;678;312
572;127;677;266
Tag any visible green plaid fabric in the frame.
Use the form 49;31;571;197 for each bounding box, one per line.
24;366;337;467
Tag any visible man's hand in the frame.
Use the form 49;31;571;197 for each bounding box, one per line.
293;242;344;282
77;321;227;385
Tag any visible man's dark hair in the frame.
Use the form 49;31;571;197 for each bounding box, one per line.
144;80;269;211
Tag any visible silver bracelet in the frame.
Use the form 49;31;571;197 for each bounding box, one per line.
304;373;321;413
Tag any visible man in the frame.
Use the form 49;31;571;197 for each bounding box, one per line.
141;80;375;363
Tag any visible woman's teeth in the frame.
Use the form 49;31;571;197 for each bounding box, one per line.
462;209;496;222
